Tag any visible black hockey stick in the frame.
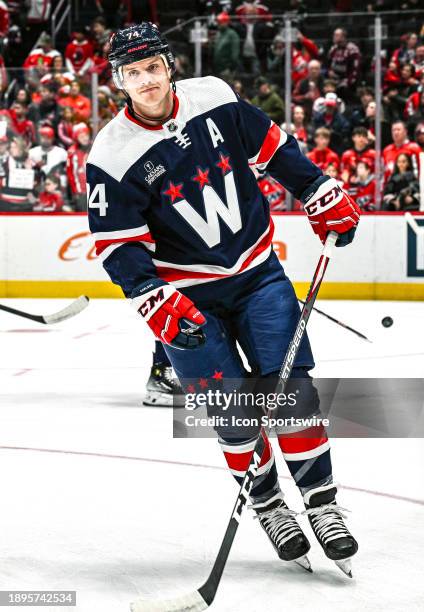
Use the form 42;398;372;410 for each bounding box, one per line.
298;299;372;343
0;296;90;324
130;231;339;612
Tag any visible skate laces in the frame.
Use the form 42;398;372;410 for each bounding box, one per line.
249;502;303;547
303;504;351;541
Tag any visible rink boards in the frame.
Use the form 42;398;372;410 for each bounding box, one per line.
0;212;423;299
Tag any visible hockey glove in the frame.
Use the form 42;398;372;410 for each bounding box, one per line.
131;279;206;350
301;176;360;246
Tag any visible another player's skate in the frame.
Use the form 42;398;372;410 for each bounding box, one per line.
143;363;185;407
303;484;358;577
250;492;312;572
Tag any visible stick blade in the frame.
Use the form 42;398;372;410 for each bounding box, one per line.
43;296;90;324
130;590;208;612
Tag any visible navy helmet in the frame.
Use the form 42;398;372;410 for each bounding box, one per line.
109;23;175;89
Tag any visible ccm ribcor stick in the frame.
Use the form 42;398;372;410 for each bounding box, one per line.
130;232;339;612
0;296;90;324
298;299;372;343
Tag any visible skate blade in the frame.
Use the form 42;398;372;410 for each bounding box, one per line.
294;555;313;573
335;558;353;578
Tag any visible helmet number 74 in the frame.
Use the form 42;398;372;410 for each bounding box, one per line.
87;183;109;216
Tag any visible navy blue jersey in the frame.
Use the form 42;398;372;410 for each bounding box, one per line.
86;76;321;297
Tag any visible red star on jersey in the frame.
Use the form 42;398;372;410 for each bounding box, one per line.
216;153;232;174
212;370;223;380
192;166;210;189
163;181;184;203
187;384;196;394
199;378;208;389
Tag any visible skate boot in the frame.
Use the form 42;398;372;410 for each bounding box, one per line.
303;484;358;577
250;492;312;571
143;363;184;407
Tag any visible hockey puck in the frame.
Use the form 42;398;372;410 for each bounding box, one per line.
381;316;393;328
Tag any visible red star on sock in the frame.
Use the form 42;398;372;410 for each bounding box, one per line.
216;153;232;174
212;370;223;380
163;181;184;203
187;384;196;393
192;166;210;189
199;378;208;389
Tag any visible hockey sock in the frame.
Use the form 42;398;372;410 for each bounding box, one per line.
219;431;280;499
152;340;172;367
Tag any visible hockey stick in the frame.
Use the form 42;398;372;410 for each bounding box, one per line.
130;232;339;612
298;299;372;343
0;296;90;324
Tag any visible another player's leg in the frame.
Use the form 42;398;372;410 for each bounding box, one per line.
143;341;184;407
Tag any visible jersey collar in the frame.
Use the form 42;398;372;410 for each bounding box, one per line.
124;93;180;131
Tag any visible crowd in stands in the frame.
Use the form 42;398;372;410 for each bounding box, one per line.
0;0;423;213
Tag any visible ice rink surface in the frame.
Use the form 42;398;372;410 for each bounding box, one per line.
1;298;424;612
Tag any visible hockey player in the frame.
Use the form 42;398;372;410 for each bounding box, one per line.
87;23;360;575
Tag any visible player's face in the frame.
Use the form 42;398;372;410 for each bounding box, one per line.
122;57;171;108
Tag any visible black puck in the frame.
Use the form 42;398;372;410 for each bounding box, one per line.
381;316;393;328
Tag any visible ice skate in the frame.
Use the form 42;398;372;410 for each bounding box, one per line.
303;484;358;577
143;363;185;407
250;492;312;572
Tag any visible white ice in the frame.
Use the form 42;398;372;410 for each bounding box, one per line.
0;298;423;612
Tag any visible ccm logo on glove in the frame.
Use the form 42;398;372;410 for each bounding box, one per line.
131;279;206;350
301;176;360;247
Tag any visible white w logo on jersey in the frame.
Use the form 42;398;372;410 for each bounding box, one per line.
173;171;242;248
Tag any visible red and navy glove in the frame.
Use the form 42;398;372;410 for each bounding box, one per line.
131;279;206;350
301;176;360;246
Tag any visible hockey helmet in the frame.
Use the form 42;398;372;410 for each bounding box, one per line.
109;23;175;90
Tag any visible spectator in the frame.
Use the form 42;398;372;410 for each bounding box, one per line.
0;52;8;96
383;59;402;94
32;173;65;212
383;153;420;211
341;126;376;184
58;81;92;123
350;87;375;128
347;160;376;211
91;16;112;52
0;132;9;184
28;84;61;129
40;55;75;88
14;88;32;106
391;33;418;70
212;12;240;79
324;162;340;180
293;59;324;113
291;104;313;149
97;85;118;129
408;90;424;133
412;45;424;79
65;25;95;79
29;125;67;178
383;120;421;179
251;76;284;124
313;92;350;154
0;136;34;212
267;31;319;88
90;40;113;85
66;122;91;211
307;127;340;172
231;79;250;100
257;172;286;211
6;101;36;146
405;72;424;118
57;106;75;149
414;122;424;151
23;33;60;71
235;0;272;75
0;1;9;39
327;28;361;99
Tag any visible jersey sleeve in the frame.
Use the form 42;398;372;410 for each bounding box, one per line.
86;162;157;297
235;96;322;199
